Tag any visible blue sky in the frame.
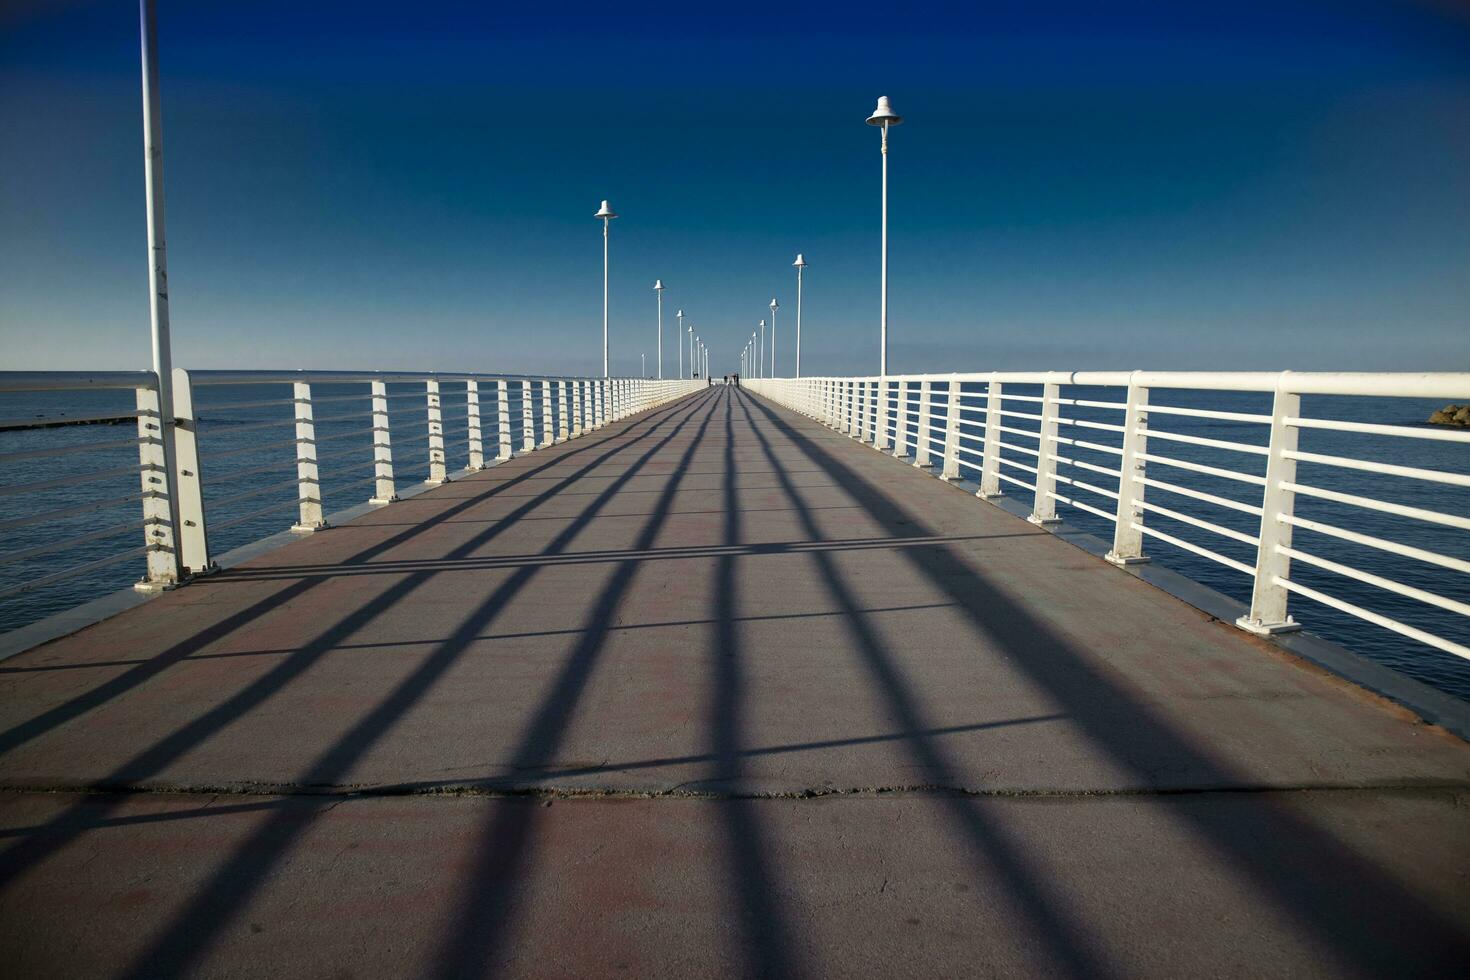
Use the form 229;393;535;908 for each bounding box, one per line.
2;1;1467;376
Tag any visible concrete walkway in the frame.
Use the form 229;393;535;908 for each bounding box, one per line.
1;386;1467;978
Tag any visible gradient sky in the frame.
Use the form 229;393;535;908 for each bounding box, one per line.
2;1;1468;376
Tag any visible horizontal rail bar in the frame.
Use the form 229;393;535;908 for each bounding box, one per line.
1136;500;1260;546
1132;522;1255;575
1275;577;1470;661
1283;482;1470;531
0;435;144;463
1282;514;1470;576
1135;428;1269;456
0;491;144;533
1134;475;1264;516
1286;416;1470;444
1279;546;1470;619
0;545;153;601
0;463;146;497
0;518;146;568
1284;449;1470;488
1137;452;1265;485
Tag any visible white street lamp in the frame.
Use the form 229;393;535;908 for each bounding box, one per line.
793;254;807;378
653;280;665;379
769;297;780;378
867;96;901;377
688;321;695;379
676;309;684;380
595;200;618;378
138;0;183;583
641;352;646;378
758;320;766;380
694;336;700;378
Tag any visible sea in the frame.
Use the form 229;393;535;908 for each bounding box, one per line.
2;381;1468;702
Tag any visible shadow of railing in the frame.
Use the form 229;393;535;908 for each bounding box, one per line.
0;391;715;977
741;388;1470;975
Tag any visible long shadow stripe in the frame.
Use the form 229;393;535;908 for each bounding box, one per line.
0;392;702;758
113;391;722;979
0;393;711;900
431;388;724;978
743;389;1470;974
736;390;1116;979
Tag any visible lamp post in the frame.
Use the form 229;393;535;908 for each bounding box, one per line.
866;96;901;377
641;353;646;378
688;322;694;379
595;200;618;378
769;298;780;378
138;0;183;584
676;309;684;380
694;336;700;378
793;254;806;377
653;280;665;379
751;332;757;379
758;320;766;380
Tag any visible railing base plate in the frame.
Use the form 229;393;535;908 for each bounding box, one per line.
1235;615;1302;636
1105;552;1151;567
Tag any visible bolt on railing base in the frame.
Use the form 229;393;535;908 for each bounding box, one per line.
1235;615;1302;636
1104;552;1152;567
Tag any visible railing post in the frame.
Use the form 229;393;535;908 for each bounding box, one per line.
134;383;182;589
913;380;931;467
978;377;1003;498
292;381;327;531
371;380;397;503
847;381;859;436
1238;374;1303;635
1028;379;1062;525
466;380;485;470
496;380;512;461
521;380;534;453
540;380;554;447
170;368;212;573
1106;375;1150;565
940;378;962;480
425;378;447;485
594;380;605;428
572;380;584;437
557;380;570;442
874;379;891;450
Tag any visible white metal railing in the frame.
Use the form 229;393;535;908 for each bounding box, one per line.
747;371;1470;663
0;370;699;605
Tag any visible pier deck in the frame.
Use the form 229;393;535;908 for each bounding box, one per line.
1;386;1467;977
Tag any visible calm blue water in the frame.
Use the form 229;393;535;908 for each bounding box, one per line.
2;382;1469;702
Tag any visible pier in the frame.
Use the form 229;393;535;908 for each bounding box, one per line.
2;384;1467;977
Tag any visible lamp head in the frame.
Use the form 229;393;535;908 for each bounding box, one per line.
866;96;903;126
653;279;664;291
770;298;779;312
793;253;807;268
759;319;766;328
594;200;618;219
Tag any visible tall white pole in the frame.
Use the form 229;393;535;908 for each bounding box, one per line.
139;0;183;582
676;310;684;380
880;119;889;377
654;281;664;379
688;324;694;379
641;353;645;377
602;216;610;378
794;257;805;378
770;299;779;378
759;320;765;380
